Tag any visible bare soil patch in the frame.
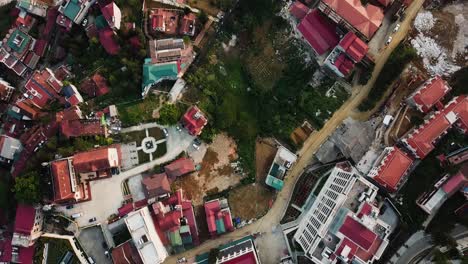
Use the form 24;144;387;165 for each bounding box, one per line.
228;183;274;220
173;133;241;205
255;138;277;184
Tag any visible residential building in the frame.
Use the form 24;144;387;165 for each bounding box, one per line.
317;0;384;41
265;145;297;190
0;27;41;76
324;32;369;78
124;207;168;264
164;157;195;181
142;59;179;97
62;84;84;106
99;27;120;55
16;0;55;17
79;73;111;97
289;1;309;20
60;119;106;138
11;204;43;248
402;95;468;159
152;189;200;249
0;135;23;164
179;13;196;36
50;146;122;203
21;68;63;110
407;76;451;113
0;239;35;264
57;0;95;28
0;79;14;102
142;173;171;202
446;146;468;165
180;106;207;136
204;198;234;238
367;147;415;193
417;164;468;214
294;162;393;264
297;9;340;56
99;0;122;30
193;236;261;264
112;240;144;264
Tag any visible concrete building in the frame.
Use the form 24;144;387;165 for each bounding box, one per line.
11;204;43;248
265;145;297;190
124;207;168;264
294;162;393;264
0;78;14;102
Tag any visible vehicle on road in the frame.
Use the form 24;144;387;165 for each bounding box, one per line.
192;138;201;150
88;217;96;223
71;212;83;219
393;23;401;33
163;128;169;137
386;36;393;46
176;125;182;132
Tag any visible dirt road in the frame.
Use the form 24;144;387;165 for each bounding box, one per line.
163;0;425;262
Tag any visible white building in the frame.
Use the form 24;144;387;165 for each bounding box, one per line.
265;145;297;190
124;207;168;264
294;162;392;264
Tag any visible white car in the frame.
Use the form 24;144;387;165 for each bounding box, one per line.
393;24;400;33
385;36;393;46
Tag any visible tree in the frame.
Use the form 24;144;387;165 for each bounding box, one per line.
0;181;10;209
13;171;41;204
158;104;182;125
208;248;220;264
198;10;208;25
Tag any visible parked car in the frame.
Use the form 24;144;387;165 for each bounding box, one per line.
385;36;393;46
102;242;108;249
393;23;400;33
89;217;96;223
66;204;74;209
192;138;201;150
163;128;169;137
71;212;83;219
176;125;182;132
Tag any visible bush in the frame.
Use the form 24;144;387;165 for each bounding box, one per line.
358;44;417;111
158;104;182;125
13;171;41;204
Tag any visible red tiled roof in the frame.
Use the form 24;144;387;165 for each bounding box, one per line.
164;157;195;180
204;199;234;237
152;13;164;30
99;28;120;55
91;73;110;96
339;216;377;251
339;32;368;62
289;1;309;20
73;147;121;173
42;7;58;39
442;168;467;195
411;76;452;113
297;9;339;55
33;39;48;57
181;106;208;136
118;203;134;217
60;119;105;138
373;147;414;192
51;159;75;203
322;0;384;39
179;13;196;36
334;53;355;76
142;173;171;198
112;241;143;264
14;204;36;234
404;97;465;158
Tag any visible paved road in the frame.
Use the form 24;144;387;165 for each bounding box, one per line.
163;0;425;262
56;124;194;227
393;225;468;264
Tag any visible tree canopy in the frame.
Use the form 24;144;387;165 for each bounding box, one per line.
13;171;41;204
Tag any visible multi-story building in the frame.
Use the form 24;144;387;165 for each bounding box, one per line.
294;162;393;263
406;76;451;113
317;0;384;41
0;78;14;102
11;204;43;248
124;207;168;264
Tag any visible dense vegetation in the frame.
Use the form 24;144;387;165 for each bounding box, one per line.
449;67;468;96
0;2;15;36
358;44;417;111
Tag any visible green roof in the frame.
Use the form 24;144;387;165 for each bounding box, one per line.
95;15;108;30
18;0;31;9
63;0;81;21
168;230;182;247
7;29;31;53
142;59;179;92
266;175;284;190
215;219;225;234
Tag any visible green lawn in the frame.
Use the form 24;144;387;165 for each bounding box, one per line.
147;127;164;140
117;130;147;144
138;150;150;164
118;95;163;127
154;141;167;158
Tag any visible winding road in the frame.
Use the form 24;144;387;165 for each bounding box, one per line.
163;0;425;262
